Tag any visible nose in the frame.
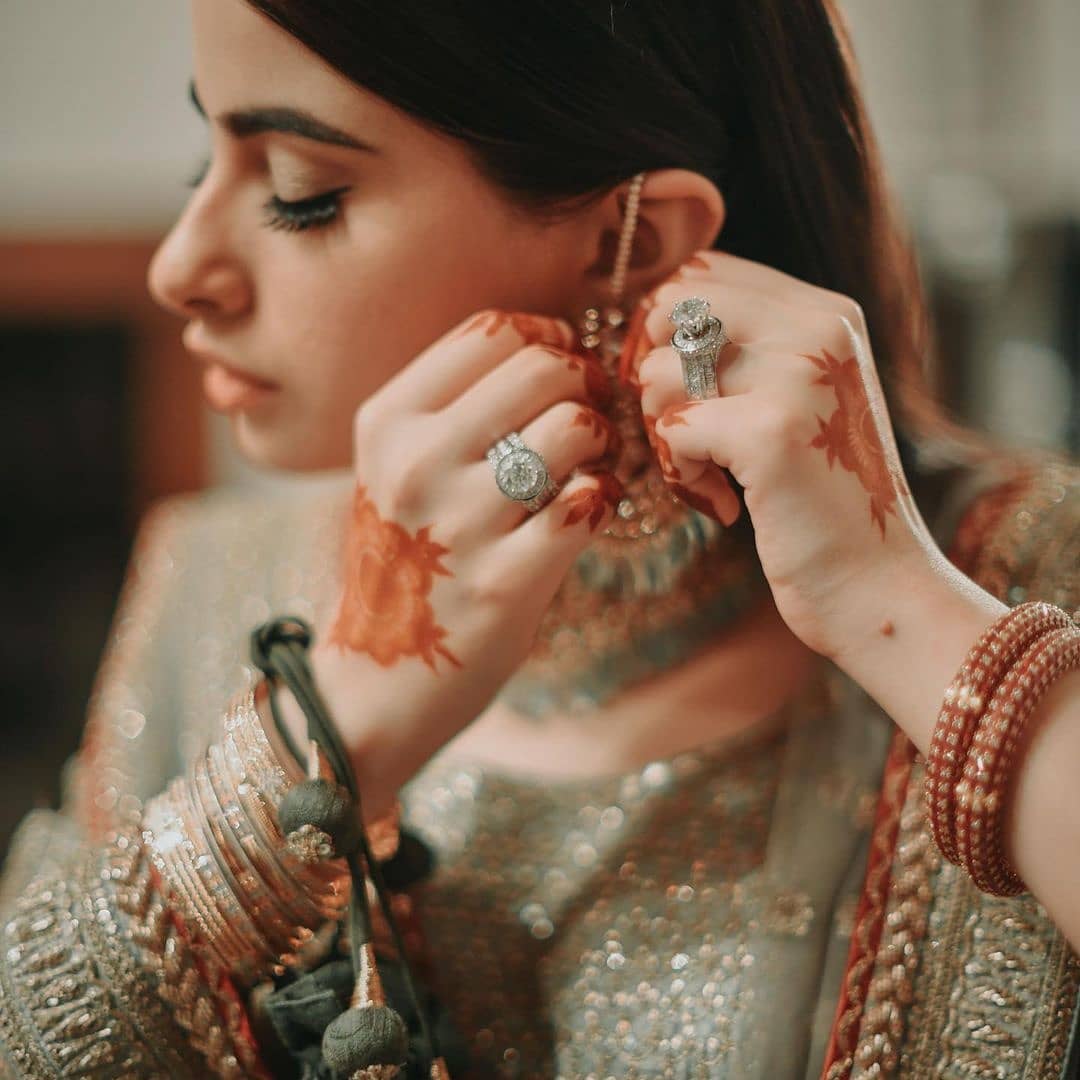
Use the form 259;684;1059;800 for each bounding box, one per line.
147;190;252;320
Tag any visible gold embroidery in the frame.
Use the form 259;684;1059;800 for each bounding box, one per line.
824;730;914;1079
852;758;939;1079
900;865;1079;1078
0;840;214;1078
103;826;271;1078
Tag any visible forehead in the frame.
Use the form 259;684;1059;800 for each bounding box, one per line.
188;0;399;142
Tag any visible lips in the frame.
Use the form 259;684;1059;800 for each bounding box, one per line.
202;364;278;412
182;327;278;386
182;327;280;412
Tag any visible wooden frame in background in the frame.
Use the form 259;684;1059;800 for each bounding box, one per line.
0;238;206;518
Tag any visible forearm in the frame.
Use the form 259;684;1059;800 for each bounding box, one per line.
830;554;1080;949
828;549;1010;757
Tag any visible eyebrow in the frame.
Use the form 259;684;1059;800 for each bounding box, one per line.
188;80;378;153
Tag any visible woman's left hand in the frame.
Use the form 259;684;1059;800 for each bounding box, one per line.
622;249;939;661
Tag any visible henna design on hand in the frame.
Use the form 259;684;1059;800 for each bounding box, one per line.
571;407;623;465
661;401;698;425
803;349;903;539
560;472;624;533
649;403;723;519
449;310;573;348
536;346;613;409
328;486;462;670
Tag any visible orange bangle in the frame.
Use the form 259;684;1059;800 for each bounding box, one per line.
955;623;1080;895
924;601;1074;865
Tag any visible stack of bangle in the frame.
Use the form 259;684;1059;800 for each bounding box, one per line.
924;600;1080;896
143;683;398;983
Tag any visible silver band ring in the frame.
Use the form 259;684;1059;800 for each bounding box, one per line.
486;433;561;513
669;296;729;400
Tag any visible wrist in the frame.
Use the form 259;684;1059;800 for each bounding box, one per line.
829;550;1008;755
294;645;413;825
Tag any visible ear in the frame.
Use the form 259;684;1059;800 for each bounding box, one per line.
578;169;725;306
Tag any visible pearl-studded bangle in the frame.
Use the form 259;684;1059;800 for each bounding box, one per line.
924;601;1075;866
954;623;1080;895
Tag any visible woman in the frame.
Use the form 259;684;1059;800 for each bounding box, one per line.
2;1;1078;1077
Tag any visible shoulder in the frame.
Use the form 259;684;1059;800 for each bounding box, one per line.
942;448;1079;610
131;472;354;565
114;473;354;644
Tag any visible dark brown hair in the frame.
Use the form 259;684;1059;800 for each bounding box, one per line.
246;0;999;485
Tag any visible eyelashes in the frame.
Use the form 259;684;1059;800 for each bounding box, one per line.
184;156;347;234
261;187;348;233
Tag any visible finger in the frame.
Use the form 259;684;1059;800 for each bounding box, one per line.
445;344;612;457
638;341;750;421
622;281;807;386
642;399;739;520
669;469;743;527
472;400;622;533
501;469;624;568
668;249;867;325
380;309;577;414
644;280;826;357
622;269;854;388
655;397;749;472
655;395;818;514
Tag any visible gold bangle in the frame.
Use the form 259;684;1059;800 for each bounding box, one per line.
192;747;297;961
143;785;249;972
224;696;351;918
202;740;319;959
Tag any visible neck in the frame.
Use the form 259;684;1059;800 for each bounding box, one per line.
441;588;824;781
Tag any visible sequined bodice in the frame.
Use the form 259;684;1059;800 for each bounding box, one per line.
401;731;787;1078
398;676;888;1080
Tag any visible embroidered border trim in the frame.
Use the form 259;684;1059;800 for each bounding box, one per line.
822;728;916;1079
0;851;203;1078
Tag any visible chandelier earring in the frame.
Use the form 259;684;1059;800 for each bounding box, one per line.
576;172;714;555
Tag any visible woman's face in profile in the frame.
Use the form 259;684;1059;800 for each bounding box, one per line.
149;0;590;471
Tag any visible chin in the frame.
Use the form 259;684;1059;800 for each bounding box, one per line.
230;413;351;473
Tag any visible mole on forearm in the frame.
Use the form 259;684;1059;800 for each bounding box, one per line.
879;619;895;637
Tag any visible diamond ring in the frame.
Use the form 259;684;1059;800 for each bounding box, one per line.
486;433;561;513
669;296;729;400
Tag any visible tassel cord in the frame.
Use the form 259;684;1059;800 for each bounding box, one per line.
252;621;439;1071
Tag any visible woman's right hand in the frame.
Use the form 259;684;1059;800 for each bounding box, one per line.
309;309;623;811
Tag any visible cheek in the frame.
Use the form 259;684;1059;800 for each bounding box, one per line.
266;257;411;417
262;201;560;427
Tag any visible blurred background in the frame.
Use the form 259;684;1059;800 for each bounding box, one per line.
1;1;1078;858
